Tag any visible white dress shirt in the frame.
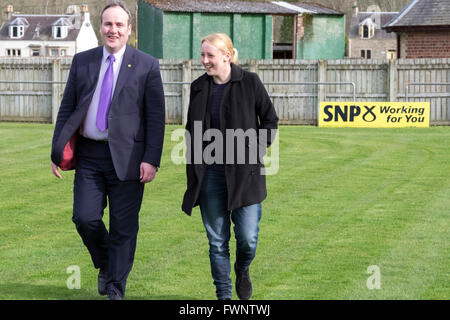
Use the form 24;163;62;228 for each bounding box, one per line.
81;45;126;140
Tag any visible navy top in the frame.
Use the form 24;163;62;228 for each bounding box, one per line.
207;81;229;171
210;81;228;130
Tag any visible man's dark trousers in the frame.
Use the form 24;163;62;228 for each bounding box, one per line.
73;136;144;298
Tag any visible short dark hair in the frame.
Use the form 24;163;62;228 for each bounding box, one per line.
100;0;132;25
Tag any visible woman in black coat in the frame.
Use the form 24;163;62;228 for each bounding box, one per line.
182;33;278;300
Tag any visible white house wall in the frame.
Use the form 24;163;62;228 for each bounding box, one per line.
76;20;98;53
0;40;77;57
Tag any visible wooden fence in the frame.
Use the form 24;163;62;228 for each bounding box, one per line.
0;57;449;125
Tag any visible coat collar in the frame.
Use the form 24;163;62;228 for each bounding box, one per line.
229;63;243;82
86;45;135;100
87;46;103;87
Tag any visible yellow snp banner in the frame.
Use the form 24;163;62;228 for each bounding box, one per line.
319;102;430;128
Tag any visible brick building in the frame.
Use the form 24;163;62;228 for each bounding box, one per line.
383;0;450;58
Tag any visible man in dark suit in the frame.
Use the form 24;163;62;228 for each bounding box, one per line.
50;0;165;300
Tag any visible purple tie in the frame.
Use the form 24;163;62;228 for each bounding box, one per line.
96;54;115;132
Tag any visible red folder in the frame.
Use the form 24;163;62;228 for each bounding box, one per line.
60;133;78;171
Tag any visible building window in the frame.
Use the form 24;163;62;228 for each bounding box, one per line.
48;48;68;57
52;17;72;39
9;25;25;38
359;19;376;39
363;25;369;38
387;50;396;60
32;49;40;57
6;49;21;57
361;50;371;59
8;17;29;39
52;25;68;39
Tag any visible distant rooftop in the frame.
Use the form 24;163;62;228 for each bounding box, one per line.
349;12;398;40
384;0;450;30
0;14;83;41
141;0;343;15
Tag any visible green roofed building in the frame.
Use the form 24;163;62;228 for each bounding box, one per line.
137;0;345;60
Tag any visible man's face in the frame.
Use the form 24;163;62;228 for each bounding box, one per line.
100;6;131;54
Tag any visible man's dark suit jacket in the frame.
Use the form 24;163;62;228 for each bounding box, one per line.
51;45;165;181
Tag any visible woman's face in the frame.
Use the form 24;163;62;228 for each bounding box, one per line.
201;40;230;77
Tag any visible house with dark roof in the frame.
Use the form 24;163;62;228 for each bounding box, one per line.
137;0;345;60
383;0;450;58
348;5;398;59
0;4;98;58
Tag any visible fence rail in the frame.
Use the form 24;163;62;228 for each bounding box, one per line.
405;83;450;102
1;58;449;125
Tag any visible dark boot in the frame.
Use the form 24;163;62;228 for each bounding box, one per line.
98;268;108;296
235;263;252;300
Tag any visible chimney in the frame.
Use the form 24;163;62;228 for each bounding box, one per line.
352;2;359;16
33;23;41;39
81;4;90;23
5;4;13;20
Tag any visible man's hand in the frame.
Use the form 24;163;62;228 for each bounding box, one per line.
51;161;62;179
140;162;157;183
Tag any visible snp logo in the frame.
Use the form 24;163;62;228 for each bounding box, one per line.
323;105;376;122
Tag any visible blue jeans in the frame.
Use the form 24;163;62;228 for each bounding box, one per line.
199;169;262;300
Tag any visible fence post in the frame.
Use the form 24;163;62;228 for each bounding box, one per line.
249;59;259;74
182;60;191;125
317;59;327;101
52;59;61;124
388;58;397;102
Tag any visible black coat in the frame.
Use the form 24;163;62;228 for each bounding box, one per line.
181;63;278;215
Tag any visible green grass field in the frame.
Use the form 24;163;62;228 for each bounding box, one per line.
0;123;448;300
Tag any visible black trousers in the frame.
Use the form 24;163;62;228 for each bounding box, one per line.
73;136;144;298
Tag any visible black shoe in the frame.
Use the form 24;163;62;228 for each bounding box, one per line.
98;269;108;296
106;291;123;300
235;263;252;300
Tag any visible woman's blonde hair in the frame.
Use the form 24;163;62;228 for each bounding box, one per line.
201;33;238;64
